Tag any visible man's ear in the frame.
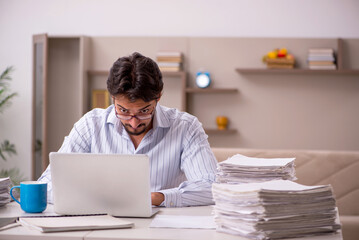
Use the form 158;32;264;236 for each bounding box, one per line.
157;93;162;102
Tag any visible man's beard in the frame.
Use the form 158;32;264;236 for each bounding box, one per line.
123;123;148;136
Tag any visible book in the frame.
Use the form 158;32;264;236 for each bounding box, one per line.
156;56;183;62
18;215;134;233
307;56;335;62
158;62;181;67
159;66;181;72
308;61;336;66
308;48;334;54
309;65;336;70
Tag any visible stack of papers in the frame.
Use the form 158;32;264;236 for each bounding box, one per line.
212;180;341;239
0;177;11;207
216;154;296;183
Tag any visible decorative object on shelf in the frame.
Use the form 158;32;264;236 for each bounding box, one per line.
156;51;183;72
216;116;228;130
307;48;336;70
262;48;295;69
92;90;110;109
195;71;211;88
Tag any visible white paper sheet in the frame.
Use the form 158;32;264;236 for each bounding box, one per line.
213;180;327;193
221;154;295;167
150;215;216;229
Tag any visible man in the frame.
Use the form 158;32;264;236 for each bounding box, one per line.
38;52;218;207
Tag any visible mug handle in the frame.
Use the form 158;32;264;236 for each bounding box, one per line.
10;186;21;204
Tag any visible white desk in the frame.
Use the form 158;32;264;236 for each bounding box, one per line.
0;202;343;240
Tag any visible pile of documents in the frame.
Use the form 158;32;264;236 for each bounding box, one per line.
212;180;341;239
0;177;11;207
216;154;296;184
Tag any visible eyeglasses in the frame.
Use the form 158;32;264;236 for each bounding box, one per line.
114;105;156;120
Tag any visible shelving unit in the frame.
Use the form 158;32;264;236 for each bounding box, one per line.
32;35;359;172
31;34;90;179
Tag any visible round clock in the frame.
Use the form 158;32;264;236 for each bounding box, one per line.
195;72;211;88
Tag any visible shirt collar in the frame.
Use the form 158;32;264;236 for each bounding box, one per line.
107;106;126;135
153;103;171;129
107;105;118;125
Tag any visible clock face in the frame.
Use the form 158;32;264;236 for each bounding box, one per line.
196;73;211;88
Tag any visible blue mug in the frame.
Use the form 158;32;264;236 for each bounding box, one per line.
10;181;47;213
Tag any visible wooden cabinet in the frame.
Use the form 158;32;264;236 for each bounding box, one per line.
31;34;90;179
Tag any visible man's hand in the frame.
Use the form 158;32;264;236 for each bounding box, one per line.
151;192;164;206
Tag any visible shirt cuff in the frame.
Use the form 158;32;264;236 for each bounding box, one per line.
158;188;182;207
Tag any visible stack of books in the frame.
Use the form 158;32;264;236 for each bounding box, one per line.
156;51;183;72
216;154;296;184
307;48;336;70
0;177;11;207
212;180;341;239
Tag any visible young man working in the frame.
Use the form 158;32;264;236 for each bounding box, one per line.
38;52;218;207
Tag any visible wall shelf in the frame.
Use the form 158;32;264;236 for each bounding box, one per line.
235;68;359;75
186;88;238;93
236;39;359;75
204;129;237;134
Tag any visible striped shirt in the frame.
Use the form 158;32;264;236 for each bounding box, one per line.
38;104;218;207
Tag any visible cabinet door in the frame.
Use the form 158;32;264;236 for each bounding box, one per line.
32;34;48;180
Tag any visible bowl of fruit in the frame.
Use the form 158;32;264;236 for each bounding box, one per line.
262;48;295;69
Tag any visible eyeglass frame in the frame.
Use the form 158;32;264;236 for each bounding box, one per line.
113;98;158;121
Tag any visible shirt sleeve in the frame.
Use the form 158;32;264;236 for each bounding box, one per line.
158;117;218;207
37;119;92;203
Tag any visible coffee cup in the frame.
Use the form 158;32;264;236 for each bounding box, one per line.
10;181;47;213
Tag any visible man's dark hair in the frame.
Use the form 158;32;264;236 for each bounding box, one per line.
107;52;163;102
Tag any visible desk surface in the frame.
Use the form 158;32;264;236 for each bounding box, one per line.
0;202;343;240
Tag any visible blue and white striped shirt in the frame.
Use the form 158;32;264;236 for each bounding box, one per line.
38;104;218;207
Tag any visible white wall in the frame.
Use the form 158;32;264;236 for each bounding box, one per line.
1;0;359;180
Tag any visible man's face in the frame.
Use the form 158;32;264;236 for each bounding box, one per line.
113;95;157;136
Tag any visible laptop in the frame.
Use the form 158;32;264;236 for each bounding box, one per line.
50;152;160;217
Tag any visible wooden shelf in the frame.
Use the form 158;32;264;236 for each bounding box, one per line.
236;68;359;75
204;129;237;134
186;88;238;93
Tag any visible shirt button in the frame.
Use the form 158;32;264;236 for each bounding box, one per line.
170;202;174;206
